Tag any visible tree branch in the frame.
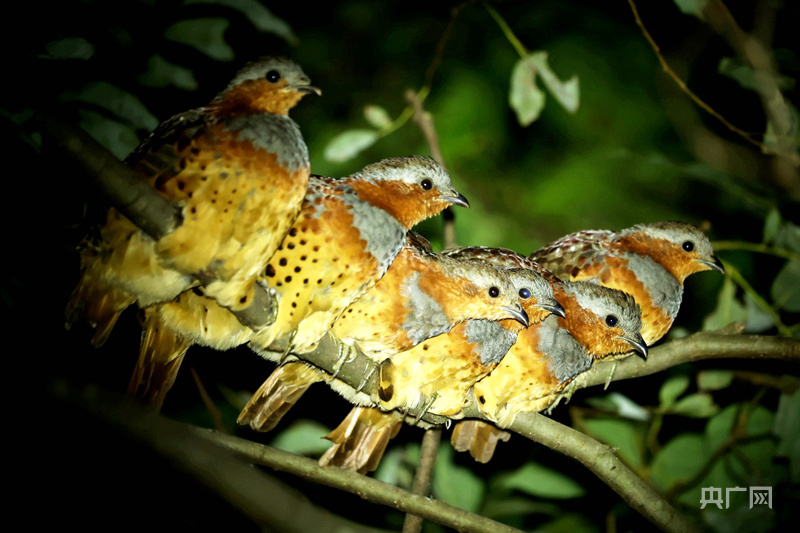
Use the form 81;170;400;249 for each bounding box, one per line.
504;411;703;533
402;428;442;533
573;328;800;391
201;426;522;533
50;381;388;533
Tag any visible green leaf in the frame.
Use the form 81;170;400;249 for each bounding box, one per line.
363;105;392;129
43;37;94;60
480;496;559;520
771;260;800;312
528;51;579;114
718;57;758;91
582;418;644;470
536;514;596;533
76;109;142;160
650;433;707;491
775;219;800;253
703;277;746;331
323;129;378;162
762;207;781;244
432;445;485;512
268;419;331;455
65;81;159;131
165;18;234;61
494;461;585;499
659;374;690;408
604;392;650;421
188;0;299;45
744;292;775;333
673;0;708;19
774;390;800;482
669;392;719;418
509;57;545;126
697;370;734;391
138;54;199;90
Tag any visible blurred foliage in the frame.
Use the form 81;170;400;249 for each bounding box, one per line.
8;0;799;531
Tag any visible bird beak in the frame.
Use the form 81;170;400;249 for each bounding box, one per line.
503;304;529;327
697;255;725;274
442;190;470;208
295;84;322;96
538;298;566;319
620;333;648;360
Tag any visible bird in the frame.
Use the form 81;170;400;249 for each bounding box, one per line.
236;231;531;432
318;265;563;474
452;279;647;463
376;266;562;418
528;221;725;345
236;155;470;430
66;56;319;352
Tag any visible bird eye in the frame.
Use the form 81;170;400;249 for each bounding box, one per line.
265;70;281;83
682;241;694;252
420;178;433;190
605;314;618;327
488;286;500;298
519;288;531;299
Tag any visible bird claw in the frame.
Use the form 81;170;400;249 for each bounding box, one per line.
331;343;354;379
604;362;618;390
413;393;438;425
357;365;376;392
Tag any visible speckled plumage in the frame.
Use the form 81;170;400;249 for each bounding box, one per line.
377;267;561;417
529;221;724;345
236;156;468;431
317;265;561;475
452;279;646;463
65;56;317;349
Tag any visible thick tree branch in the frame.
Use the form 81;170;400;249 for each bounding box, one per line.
505;411;703;533
574;328;800;391
200;426;522;533
42;119;275;330
51;381;388;533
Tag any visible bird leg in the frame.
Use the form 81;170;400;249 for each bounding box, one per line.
331;342;358;379
413;393;438;425
357;364;377;392
278;329;298;365
604;361;618;390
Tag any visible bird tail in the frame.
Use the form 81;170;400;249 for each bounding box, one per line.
237;361;324;432
318;406;403;474
450;420;511;464
65;254;135;348
127;306;193;410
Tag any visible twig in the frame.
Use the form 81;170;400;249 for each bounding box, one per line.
405;89;458;250
626;0;798;165
402;428;442;533
189;366;226;433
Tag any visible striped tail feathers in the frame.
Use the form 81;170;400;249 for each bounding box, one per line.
318;406;403;474
127;306;193;410
65;258;136;348
450;419;511;464
237;361;325;432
